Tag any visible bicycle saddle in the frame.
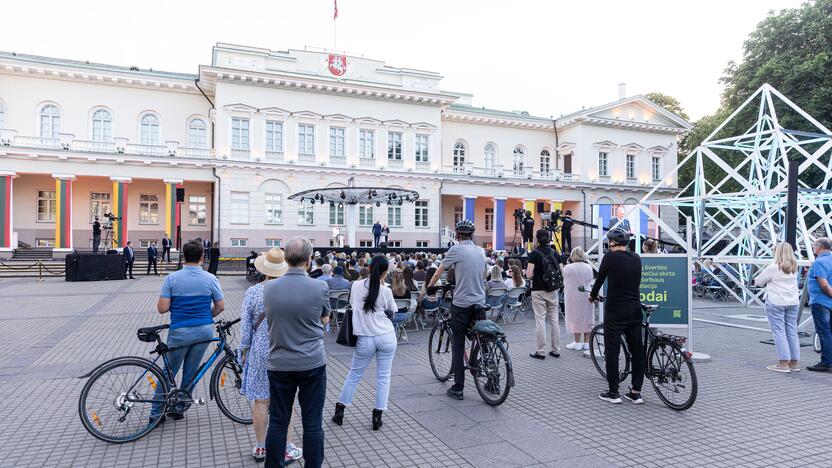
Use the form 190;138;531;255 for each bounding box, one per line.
137;324;169;342
472;320;503;336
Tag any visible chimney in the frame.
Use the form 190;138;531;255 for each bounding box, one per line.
618;83;627;100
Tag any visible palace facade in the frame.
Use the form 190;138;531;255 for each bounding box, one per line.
0;43;690;255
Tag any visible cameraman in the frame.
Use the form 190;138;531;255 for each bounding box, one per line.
521;210;535;252
92;216;101;254
588;228;644;405
561;210;573;253
426;219;487;401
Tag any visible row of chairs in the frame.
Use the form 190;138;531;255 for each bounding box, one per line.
485;287;530;324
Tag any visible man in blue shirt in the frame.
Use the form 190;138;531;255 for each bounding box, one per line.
325;266;351;292
151;240;226;422
807;238;832;372
317;264;333;283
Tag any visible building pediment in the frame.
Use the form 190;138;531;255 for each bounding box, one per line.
593;140;617;150
557;141;576;152
324;113;354;122
620;142;644;154
293;110;323;120
222;103;258;114
557;95;691;134
260;106;291;117
412;122;437;130
383;119;410;128
355;117;382;126
647;145;669;155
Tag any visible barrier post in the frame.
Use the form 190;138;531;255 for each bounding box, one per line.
37;260;44;282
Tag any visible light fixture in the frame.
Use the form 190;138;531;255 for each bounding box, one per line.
338;202;343;208
340;190;346;199
391;193;397;200
299;197;305;203
376;201;380;207
330;201;335;207
398;199;403;206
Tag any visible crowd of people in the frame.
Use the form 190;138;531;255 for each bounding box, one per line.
147;218;832;467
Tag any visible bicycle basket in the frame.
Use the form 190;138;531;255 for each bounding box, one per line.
472;319;503;337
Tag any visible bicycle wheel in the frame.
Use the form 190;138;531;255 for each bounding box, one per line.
78;357;169;443
814;333;821;353
470;338;511;406
648;340;697;411
428;321;453;382
588;324;630;383
211;354;253;425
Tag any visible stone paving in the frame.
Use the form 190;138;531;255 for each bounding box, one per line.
1;276;831;467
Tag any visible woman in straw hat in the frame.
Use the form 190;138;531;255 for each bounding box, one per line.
238;248;302;464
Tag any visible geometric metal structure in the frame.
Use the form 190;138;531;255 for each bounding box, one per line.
637;84;832;306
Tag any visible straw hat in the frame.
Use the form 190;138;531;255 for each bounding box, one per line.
254;248;289;278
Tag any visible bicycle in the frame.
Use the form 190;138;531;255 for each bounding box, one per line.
78;318;251;443
428;305;515;406
583;289;698;411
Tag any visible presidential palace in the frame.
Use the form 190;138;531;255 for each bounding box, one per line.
0;43;690;256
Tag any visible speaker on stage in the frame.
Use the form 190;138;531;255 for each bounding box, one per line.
176;187;185;203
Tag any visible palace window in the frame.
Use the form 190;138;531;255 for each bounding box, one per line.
139;113;160;145
388;205;402;227
329;127;345;158
265;238;282;248
415;200;429;228
265;193;282;224
415;134;429;162
387;132;403;160
37;190;56;222
652;156;662;181
453;141;466;167
513;146;526;171
40;105;61;139
359;205;374;226
484;143;496;169
329;203;344;226
91;109;112;142
484;207;494;231
416;240;429;248
139;194;159;224
189;119;208;148
298;124;316;155
298;200;314;225
540;149;551;173
598;152;609;177
454;206;463;225
266;121;283;154
189;195;207;225
231;117;250;152
89;192;111;223
626;154;636;179
359;129;374;159
230;238;248;247
230;191;249;224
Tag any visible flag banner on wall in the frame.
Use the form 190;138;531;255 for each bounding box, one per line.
112;181;129;247
0;176;11;249
165;182;181;240
55;178;72;249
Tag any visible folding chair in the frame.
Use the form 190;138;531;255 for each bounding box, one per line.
329;290;351;333
410;290;425;331
393;298;414;343
504;287;528;323
485;287;508;323
421;291;443;328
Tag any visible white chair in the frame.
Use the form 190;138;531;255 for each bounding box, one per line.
504;287;528;323
485;287;508;323
329;290;350;333
393;298;414;343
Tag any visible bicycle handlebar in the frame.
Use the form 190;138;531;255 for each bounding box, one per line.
577;286;658;312
216;318;240;330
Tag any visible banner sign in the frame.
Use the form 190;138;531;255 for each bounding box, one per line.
639;254;690;327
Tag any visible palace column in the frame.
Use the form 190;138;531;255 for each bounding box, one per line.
463;195;477;223
345;203;357;247
164;179;183;249
523;198;537;251
493;197;506;251
53;173;75;252
0;172;15;252
110;177;132;248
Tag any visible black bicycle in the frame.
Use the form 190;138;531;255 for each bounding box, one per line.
78;319;251;443
428;305;515;406
585;290;698;411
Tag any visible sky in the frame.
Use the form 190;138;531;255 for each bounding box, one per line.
0;0;807;122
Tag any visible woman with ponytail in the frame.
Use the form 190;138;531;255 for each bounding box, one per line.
332;254;398;431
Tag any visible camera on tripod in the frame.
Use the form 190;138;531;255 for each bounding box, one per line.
545;209;562;232
103;212;121;221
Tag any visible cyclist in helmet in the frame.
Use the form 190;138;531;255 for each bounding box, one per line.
589;227;645;405
426;218;487;401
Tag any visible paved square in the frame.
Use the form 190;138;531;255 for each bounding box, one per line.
1;276;830;467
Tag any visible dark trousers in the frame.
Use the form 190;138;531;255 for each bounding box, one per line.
92;234;101;254
373;235;380;247
266;365;326;468
147;258;158;275
125;261;134;278
162;246;171;262
562;230;572;253
812;303;832;365
450;304;478;392
603;320;645;394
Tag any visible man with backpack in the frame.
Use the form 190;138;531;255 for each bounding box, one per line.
525;229;563;359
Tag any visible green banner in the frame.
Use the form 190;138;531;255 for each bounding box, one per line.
639;255;689;326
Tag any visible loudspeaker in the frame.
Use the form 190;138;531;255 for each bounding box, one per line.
537;202;545;213
176;187;185;203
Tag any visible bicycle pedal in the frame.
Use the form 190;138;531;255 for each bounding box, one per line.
196;398;206;406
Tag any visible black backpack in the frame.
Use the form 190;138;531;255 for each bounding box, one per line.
538;248;564;292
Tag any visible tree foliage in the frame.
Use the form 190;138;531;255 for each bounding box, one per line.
645;92;690;122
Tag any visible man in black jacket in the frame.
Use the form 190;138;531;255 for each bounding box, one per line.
589;228;644;405
161;234;171;263
92;217;101;254
147;242;159;276
561;210;574;253
124;241;136;279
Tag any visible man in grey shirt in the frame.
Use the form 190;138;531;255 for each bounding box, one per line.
427;219;487;400
263;236;330;468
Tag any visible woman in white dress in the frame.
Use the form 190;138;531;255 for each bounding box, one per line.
563;247;595;350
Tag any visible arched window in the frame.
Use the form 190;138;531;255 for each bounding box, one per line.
40;104;61;139
140;113;160;145
484;143;496;169
453;141;467;167
540;149;552;173
91;109;112;142
513;146;526;171
0;100;6;129
188;118;208;148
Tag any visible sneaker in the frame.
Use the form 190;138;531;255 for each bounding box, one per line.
807;363;832;373
582;342;590;350
789;361;801;372
285;443;303;464
529;352;545;360
148;414;166;426
446;387;464;400
251;447;266;463
548;351;560;358
624;390;644;404
599;391;622;404
166;411;185;420
566;342;579;349
766;363;791;373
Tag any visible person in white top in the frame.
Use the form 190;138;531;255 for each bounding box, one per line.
563;247;595;350
332;254;397;431
753;242;801;373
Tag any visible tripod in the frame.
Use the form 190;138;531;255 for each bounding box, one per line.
102;223;114;253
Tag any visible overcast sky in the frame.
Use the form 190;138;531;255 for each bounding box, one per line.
1;0;805;121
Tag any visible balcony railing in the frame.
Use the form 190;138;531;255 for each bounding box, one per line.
14;135;61;149
388;158;403;169
177;147;212;159
330;155;346;167
443;164;466;175
265;150;284;162
72;140;116;153
415;161;431;172
359;158;375;169
298;153;316;163
126;143;167;157
560;173;579;182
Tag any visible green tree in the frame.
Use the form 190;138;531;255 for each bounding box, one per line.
644;92;690;122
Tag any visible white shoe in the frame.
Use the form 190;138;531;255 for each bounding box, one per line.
582;343;590;350
566;342;579;349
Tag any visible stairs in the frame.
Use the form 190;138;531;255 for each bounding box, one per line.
11;247;54;261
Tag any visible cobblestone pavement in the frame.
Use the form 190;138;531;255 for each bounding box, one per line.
1;276;831;467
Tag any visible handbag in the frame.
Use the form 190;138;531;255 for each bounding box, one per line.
336;306;358;347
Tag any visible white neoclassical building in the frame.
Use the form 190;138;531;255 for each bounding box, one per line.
0;43;690;256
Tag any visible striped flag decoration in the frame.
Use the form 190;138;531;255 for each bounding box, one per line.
54;178;73;249
111;181;129;247
165;182;181;240
0;176;11;249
